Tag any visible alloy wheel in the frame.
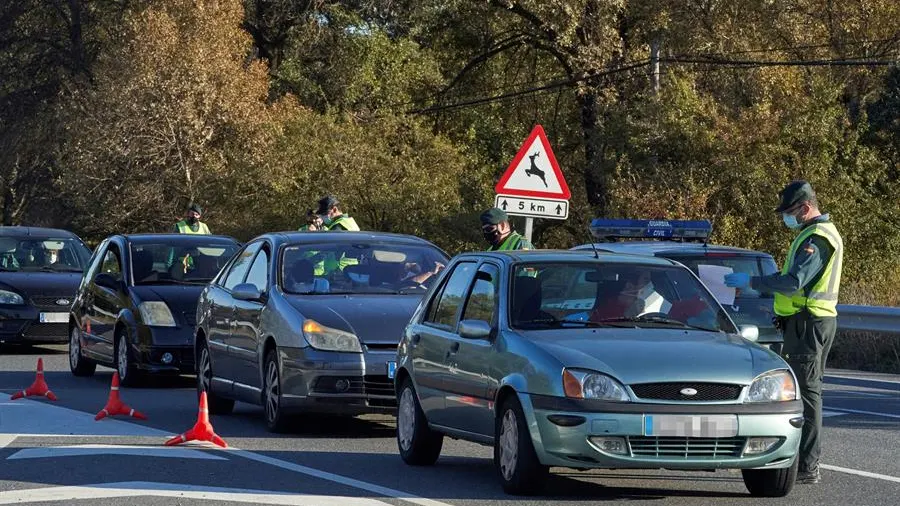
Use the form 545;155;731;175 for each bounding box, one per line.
117;335;128;382
398;387;416;451
265;360;279;423
499;409;519;481
198;347;211;393
69;328;80;370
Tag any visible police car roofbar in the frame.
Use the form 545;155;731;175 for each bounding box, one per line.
589;219;712;242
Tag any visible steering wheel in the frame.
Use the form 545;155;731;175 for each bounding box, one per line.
395;280;426;291
636;311;669;319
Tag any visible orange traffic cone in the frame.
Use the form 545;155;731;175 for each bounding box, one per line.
165;391;227;448
10;358;57;401
95;372;147;421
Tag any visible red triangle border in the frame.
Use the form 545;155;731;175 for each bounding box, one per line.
495;124;571;200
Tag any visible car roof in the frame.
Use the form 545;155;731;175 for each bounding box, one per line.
267;231;446;249
572;241;772;257
0;226;83;240
119;233;240;245
455;249;679;267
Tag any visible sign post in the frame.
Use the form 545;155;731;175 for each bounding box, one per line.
495;125;570;243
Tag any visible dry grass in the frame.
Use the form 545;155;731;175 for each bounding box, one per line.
828;330;900;374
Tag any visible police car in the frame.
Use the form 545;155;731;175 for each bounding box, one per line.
572;219;782;352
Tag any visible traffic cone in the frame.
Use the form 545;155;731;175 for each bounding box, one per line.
164;391;227;448
10;358;57;401
95;372;147;421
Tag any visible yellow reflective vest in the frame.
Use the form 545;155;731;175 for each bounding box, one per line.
773;221;843;318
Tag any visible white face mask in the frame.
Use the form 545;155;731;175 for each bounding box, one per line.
782;212;802;230
636;282;655;300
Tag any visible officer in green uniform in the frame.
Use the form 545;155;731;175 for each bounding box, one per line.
316;196;360;231
725;180;842;485
298;210;323;231
480;208;533;251
174;203;211;235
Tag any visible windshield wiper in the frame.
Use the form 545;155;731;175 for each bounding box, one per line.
37;266;82;273
136;278;199;285
597;316;720;332
517;318;612;329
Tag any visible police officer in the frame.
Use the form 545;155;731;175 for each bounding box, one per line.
298;210;323;231
724;180;843;485
174;203;211;234
480;208;533;250
316;196;360;231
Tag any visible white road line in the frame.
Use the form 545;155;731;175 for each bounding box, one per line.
824;407;900;419
7;444;226;461
823;465;900;484
231;449;454;506
0;400;170;437
822;410;845;418
0;481;394;505
0;435;15;450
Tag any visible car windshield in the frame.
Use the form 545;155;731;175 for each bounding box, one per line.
665;254;779;299
0;236;90;272
280;241;448;295
130;242;239;285
510;262;735;333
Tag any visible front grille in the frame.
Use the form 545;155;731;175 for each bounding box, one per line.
629;437;746;458
630;382;742;401
314;377;364;394
30;296;75;311
23;323;69;340
363;375;394;397
364;343;398;351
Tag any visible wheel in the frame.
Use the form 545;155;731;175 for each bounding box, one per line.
742;456;798;497
397;377;443;465
494;395;548;495
263;349;290;433
196;339;234;415
69;326;96;376
115;331;141;387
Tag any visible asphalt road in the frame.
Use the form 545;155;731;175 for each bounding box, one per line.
1;344;897;506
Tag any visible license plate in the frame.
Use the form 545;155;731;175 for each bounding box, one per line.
39;312;68;324
644;414;738;437
387;361;397;379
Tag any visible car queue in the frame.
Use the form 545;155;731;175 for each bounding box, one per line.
2;179;841;498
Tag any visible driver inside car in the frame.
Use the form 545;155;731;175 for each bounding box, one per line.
590;270;707;322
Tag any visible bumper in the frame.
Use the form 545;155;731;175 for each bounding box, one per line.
132;326;195;374
279;345;397;415
524;394;802;470
0;306;69;344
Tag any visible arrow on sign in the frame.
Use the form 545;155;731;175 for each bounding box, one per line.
500;200;508;211
555;204;562;215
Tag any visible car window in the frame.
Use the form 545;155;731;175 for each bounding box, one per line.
425;262;477;329
461;263;500;325
101;246;123;282
510;262;735;334
245;248;270;292
223;242;262;290
131;241;239;286
667;255;773;299
0;235;91;272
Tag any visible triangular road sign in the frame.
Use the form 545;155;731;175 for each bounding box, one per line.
495;124;570;200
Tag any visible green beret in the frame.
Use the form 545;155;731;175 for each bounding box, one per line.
480;207;508;225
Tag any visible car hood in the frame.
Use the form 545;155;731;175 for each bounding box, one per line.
131;285;205;326
523;328;777;385
0;272;83;299
285;294;421;346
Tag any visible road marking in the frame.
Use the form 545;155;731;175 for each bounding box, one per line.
824;407;900;419
7;444;226;461
0;481;394;505
231;449;454;506
0;400;170;437
0;435;15;450
823;464;900;484
822;410;845;418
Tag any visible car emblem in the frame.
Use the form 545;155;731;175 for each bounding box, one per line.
56;299;71;306
680;388;698;396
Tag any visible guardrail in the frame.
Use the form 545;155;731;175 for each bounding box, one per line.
837;304;900;335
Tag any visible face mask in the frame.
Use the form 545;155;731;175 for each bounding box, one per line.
623;282;654;299
320;215;332;226
483;230;501;244
187;216;198;225
782;212;801;230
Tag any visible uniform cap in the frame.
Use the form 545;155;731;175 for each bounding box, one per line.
775;180;816;212
315;195;340;215
188;203;203;215
480;207;509;226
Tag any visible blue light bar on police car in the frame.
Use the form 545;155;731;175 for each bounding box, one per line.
590;219;712;240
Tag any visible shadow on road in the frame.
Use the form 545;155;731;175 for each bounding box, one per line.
0;343;67;356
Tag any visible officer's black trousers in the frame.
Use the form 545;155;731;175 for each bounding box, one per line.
782;310;836;473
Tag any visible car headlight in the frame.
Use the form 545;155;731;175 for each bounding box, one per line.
302;320;362;353
0;289;24;305
746;370;796;402
138;301;176;327
563;368;630;401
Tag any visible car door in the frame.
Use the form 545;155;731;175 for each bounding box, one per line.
208;241;261;386
443;262;500;437
75;240;108;361
230;244;269;397
409;261;477;427
85;243;126;361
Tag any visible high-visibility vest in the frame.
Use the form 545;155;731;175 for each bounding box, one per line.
489;232;529;251
325;216;360;231
773;221;843;318
175;220;211;235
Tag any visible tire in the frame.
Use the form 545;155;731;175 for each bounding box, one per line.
115;331;142;387
196;339;234;415
397;377;443;465
494;395;549;495
263;349;290;433
742;456;798;497
69;326;96;377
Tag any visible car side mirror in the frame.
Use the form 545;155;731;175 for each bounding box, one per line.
232;283;262;301
458;319;492;340
739;324;759;342
95;273;121;291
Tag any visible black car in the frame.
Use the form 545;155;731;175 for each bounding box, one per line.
0;226;92;348
69;233;240;385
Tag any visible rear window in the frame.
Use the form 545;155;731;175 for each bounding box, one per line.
664;254;778;299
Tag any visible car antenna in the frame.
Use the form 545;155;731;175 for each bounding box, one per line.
585;224;600;259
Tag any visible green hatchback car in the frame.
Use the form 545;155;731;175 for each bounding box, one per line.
395;250;803;497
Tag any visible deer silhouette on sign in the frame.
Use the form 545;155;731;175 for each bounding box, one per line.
526;152;548;187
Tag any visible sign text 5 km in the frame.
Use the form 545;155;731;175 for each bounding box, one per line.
495;195;568;220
